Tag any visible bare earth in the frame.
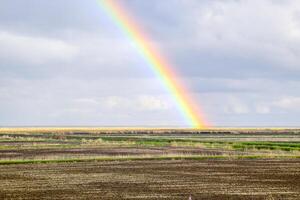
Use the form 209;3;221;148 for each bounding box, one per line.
0;146;239;160
0;159;299;200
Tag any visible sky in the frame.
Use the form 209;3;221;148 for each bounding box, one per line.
1;0;300;127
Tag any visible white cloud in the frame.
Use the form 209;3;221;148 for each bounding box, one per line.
273;96;300;111
102;95;172;111
255;104;271;114
104;96;128;109
137;95;171;111
225;97;250;114
1;1;300;126
0;31;79;65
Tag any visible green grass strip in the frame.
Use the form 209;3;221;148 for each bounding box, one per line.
0;155;299;165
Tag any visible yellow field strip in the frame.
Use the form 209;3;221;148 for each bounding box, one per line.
0;127;299;134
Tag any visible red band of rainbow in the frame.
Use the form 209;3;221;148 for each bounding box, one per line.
98;0;208;128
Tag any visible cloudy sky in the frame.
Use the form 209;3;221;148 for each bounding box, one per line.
1;0;300;127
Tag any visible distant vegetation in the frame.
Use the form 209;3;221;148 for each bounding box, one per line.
0;128;299;164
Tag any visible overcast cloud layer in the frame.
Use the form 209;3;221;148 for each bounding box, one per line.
1;0;300;127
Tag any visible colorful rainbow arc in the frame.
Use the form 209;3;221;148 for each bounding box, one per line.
97;0;208;128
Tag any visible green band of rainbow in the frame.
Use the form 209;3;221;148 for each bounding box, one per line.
97;0;208;128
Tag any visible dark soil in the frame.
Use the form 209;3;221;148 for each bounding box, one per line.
0;159;299;200
0;146;236;159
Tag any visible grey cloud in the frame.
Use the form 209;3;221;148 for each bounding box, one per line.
0;0;300;126
0;31;78;65
127;0;300;79
0;0;103;35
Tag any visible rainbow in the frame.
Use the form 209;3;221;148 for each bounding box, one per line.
97;0;208;128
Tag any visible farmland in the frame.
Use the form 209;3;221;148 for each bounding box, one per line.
0;128;300;199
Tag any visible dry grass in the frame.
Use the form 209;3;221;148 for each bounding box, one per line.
1;127;300;134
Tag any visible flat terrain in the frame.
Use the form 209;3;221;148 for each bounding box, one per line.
1;159;300;200
0;128;300;199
